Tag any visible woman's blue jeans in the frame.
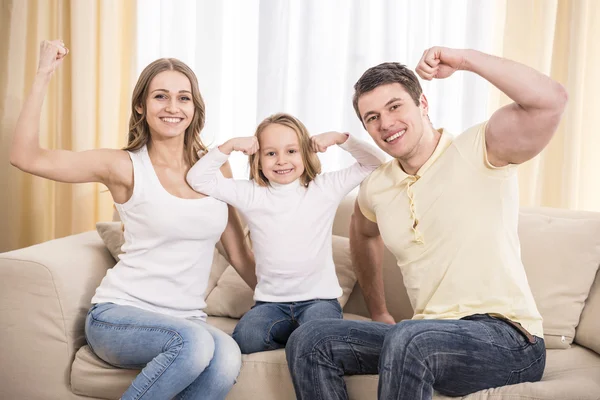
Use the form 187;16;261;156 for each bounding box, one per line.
85;303;241;400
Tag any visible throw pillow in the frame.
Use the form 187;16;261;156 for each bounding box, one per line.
204;235;357;318
518;208;600;349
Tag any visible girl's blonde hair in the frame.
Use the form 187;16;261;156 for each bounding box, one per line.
249;113;321;187
124;58;207;166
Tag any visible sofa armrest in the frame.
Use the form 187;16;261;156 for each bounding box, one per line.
0;231;115;399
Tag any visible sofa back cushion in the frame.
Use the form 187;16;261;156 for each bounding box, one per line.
518;208;600;348
575;264;600;354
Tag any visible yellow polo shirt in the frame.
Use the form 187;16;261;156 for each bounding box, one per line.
358;122;543;338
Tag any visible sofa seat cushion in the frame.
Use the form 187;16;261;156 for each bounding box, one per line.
71;318;600;400
70;313;369;399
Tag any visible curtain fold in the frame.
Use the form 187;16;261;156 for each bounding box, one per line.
0;0;136;252
495;0;600;211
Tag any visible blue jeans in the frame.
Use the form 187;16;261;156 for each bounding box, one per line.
232;299;342;354
85;303;241;400
285;314;546;400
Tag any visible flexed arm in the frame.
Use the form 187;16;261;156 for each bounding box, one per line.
312;131;386;170
186;136;259;208
416;46;567;166
10;40;132;203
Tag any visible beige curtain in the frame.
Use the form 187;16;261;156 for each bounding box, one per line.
0;0;136;252
491;0;600;212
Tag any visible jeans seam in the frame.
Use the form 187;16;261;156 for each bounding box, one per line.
133;333;183;400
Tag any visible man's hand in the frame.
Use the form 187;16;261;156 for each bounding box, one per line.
415;46;467;81
311;131;349;153
219;136;259;155
371;312;396;325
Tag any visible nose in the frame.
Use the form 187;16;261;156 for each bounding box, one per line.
165;98;179;113
379;112;395;131
276;153;286;165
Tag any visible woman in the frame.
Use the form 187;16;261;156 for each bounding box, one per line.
10;39;255;400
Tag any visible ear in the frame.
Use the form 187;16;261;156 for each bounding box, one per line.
134;104;144;115
419;94;429;116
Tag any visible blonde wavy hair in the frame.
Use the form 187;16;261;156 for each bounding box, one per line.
124;58;207;166
249;113;321;187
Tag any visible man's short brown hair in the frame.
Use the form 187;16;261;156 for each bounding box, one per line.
352;62;423;124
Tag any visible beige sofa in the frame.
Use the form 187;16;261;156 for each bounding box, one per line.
1;192;600;400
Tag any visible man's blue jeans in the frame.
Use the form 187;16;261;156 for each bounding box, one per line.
285;314;546;400
232;299;342;354
85;303;241;400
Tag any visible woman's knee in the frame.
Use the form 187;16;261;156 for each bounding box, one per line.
213;334;242;380
173;326;216;375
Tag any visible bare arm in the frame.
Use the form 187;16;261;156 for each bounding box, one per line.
416;47;568;166
349;199;394;324
9;40;131;201
217;162;257;289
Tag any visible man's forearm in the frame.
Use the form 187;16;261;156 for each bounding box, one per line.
350;225;387;317
462;49;567;112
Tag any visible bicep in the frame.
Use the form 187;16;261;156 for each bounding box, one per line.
22;148;128;185
352;199;380;238
486;102;562;166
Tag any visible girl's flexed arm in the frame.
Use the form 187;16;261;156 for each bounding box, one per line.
312;132;386;198
186;136;259;209
312;132;385;170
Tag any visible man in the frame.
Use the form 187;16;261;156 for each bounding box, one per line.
285;46;567;400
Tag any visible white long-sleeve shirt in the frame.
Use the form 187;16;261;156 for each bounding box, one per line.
187;135;386;302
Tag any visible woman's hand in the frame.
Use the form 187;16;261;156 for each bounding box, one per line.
37;39;69;76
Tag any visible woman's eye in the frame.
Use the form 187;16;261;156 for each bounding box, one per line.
155;94;166;99
180;96;191;101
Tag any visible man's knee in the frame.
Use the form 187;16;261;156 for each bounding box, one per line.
287;319;348;358
382;320;441;356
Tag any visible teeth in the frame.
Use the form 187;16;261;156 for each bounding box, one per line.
385;130;405;143
161;117;182;123
275;169;292;174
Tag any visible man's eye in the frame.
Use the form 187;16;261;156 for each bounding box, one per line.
366;115;378;123
391;104;400;111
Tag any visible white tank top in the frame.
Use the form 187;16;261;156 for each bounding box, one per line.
91;145;228;319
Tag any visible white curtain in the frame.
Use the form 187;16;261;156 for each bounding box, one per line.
137;0;497;177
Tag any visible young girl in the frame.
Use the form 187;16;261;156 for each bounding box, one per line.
10;40;255;400
186;113;385;354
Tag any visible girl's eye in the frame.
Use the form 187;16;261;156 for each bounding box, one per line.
288;149;297;154
267;152;275;156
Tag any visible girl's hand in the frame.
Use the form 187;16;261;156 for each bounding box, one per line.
220;136;259;155
37;39;69;76
311;131;349;153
